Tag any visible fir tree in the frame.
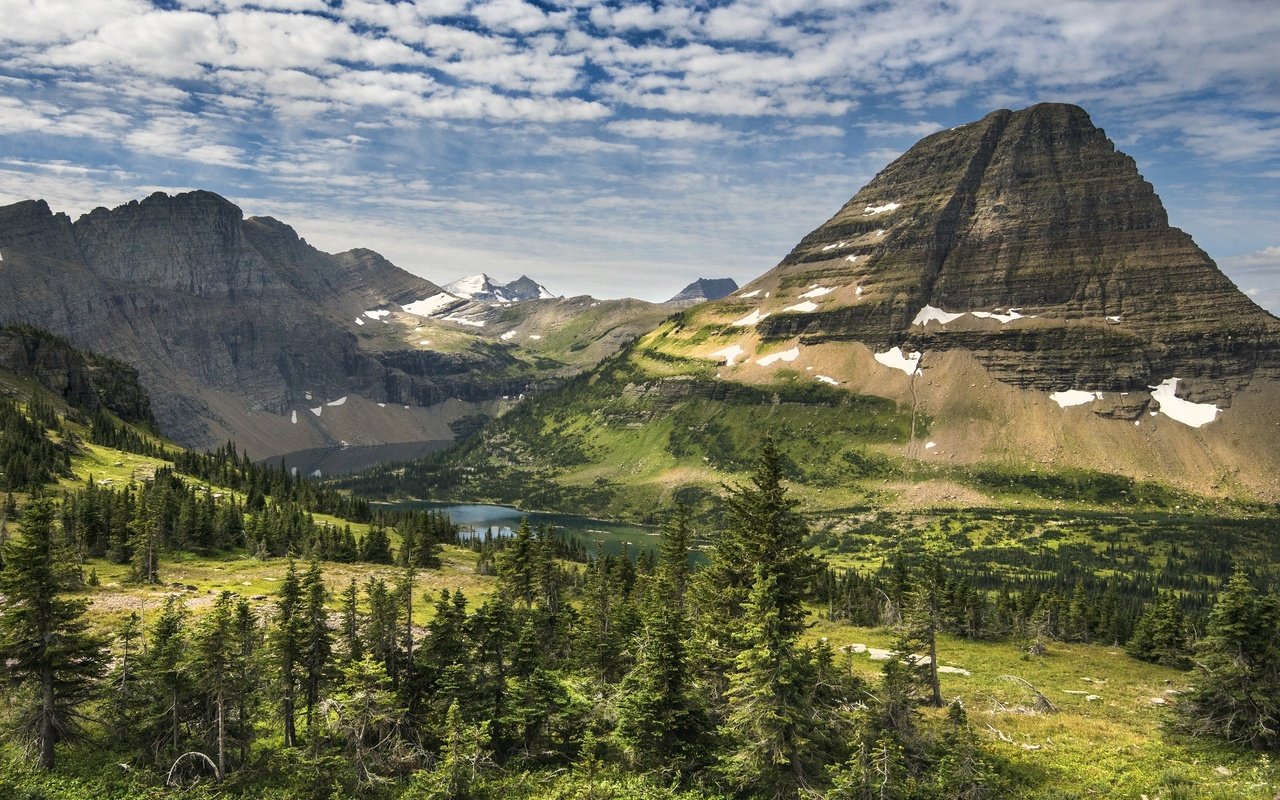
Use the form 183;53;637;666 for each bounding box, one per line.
0;498;106;769
301;560;332;735
1127;593;1191;669
1181;570;1280;750
718;439;823;798
274;560;306;747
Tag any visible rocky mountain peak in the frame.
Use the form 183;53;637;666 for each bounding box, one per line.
666;277;739;306
716;101;1279;401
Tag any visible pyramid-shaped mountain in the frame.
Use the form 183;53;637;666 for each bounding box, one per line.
720;103;1279;403
666;277;739;306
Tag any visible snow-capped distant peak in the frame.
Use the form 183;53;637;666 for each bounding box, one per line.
443;273;557;303
444;273;499;298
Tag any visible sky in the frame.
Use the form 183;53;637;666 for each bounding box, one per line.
0;0;1277;308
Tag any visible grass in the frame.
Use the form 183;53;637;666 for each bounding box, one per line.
803;618;1280;798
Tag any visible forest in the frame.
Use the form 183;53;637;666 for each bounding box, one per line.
1;374;1279;799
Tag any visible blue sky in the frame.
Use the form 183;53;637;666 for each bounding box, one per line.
0;0;1277;309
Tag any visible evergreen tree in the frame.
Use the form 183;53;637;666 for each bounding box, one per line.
1181;570;1280;750
718;439;824;798
341;577;363;662
301;560;332;735
0;499;106;770
615;505;708;775
192;591;238;778
1127;593;1191;669
141;594;191;762
274;560;306;747
897;559;945;709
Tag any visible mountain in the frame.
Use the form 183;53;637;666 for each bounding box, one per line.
443;273;556;303
390;103;1280;518
0;192;537;460
666;277;739;306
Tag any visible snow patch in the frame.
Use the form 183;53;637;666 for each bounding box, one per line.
815;375;839;385
1106;315;1122;323
1050;390;1102;408
443;315;486;328
500;330;517;341
864;202;901;215
784;300;818;313
874;229;885;237
845;255;859;263
355;318;365;326
310;406;322;417
528;334;542;340
418;339;431;346
1149;378;1219;427
363;309;391;320
913;305;964;326
738;289;761;298
401;292;459;316
855;286;864;296
756;346;800;366
925;441;936;450
799;286;833;299
821;240;848;251
290;410;297;424
377;403;385;408
874;347;921;376
971;309;1026;323
710;344;745;366
731;308;770;327
327;396;347;407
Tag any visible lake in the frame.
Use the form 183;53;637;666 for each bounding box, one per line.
389;502;708;564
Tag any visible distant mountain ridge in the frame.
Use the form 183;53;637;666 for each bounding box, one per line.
443;273;556;303
666;277;739;306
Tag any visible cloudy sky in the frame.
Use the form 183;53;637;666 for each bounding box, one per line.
1;0;1277;308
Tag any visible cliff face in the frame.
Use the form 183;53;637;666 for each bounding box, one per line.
0;325;154;424
743;104;1279;401
0;191;523;454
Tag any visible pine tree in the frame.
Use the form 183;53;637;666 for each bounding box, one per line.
615;504;708;774
718;439;823;798
1181;570;1280;750
301;560;332;736
192;591;237;778
1127;593;1191;669
341;577;363;662
142;594;191;762
274;560;305;747
0;498;106;769
897;559;945;708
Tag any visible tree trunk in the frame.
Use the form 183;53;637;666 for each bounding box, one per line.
39;662;55;770
928;625;942;708
283;688;296;747
216;686;225;779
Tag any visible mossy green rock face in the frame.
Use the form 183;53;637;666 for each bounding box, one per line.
735;103;1278;403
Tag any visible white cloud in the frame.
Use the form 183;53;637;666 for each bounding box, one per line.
605;118;731;141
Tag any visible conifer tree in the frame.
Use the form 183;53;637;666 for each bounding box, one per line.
897;559;945;708
616;504;708;774
192;591;237;778
142;594;191;761
1127;593;1191;669
274;560;305;747
341;577;363;662
718;439;823;798
0;498;106;770
301;560;332;735
1182;570;1280;750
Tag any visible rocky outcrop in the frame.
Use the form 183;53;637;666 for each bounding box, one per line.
666;277;739;307
743;104;1280;402
0;191;532;453
0;325;154;424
